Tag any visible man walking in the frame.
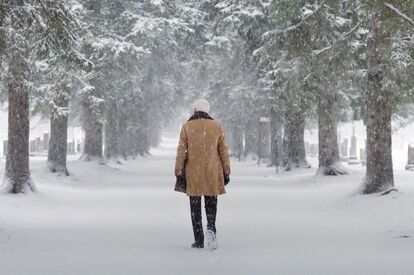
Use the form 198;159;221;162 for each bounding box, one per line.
175;99;231;249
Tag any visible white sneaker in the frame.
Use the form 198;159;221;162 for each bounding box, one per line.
206;230;218;250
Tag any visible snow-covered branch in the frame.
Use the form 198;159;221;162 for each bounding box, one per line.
385;2;414;26
314;23;361;56
263;1;325;39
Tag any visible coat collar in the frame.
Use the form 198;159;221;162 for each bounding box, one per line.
188;111;214;121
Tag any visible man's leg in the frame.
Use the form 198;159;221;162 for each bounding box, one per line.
205;196;217;233
189;196;204;245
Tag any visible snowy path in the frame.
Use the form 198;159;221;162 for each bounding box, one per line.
0;134;414;275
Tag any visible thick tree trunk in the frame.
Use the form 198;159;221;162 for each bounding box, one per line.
317;90;347;176
362;17;394;194
81;99;103;161
48;91;69;176
4;54;36;193
283;108;309;170
104;100;120;161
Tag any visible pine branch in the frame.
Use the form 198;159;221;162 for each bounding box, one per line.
314;22;361;56
263;1;326;40
385;2;414;26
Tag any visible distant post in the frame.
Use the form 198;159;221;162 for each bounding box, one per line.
406;145;414;171
43;132;49;151
35;137;42;152
340;138;348;158
349;126;357;158
30;140;36;153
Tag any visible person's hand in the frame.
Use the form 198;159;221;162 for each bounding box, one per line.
177;175;185;184
177;175;186;189
224;173;230;186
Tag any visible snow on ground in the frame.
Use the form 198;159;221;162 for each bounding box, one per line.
0;133;414;275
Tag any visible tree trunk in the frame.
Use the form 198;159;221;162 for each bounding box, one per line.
104;99;120;161
142;112;151;155
82;98;103;161
269;105;283;168
131;106;149;157
244;118;258;158
4;54;36;193
317;90;347;176
118;112;129;160
48;91;69;176
0;3;6;55
149;123;162;148
362;16;394;194
231;125;243;161
283;108;309;170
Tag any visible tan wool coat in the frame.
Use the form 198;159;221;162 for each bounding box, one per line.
175;118;231;196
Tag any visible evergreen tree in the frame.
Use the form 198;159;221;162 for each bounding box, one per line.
360;0;414;194
1;0;87;193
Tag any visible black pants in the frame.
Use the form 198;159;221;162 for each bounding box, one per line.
189;196;217;244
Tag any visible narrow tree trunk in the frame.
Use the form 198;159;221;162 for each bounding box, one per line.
269;105;283;168
104;99;120;161
317;90;347;176
283;108;309;170
362;17;394;194
81;99;103;161
132;107;149;157
232;125;243;161
290;109;307;166
143;112;151;155
282;115;290;167
4;54;36;193
48;91;69;176
149;123;162;148
0;4;6;55
270;107;278;166
244;118;258;157
118;112;129;160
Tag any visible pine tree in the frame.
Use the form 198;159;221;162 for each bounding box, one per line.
1;0;86;192
360;0;414;194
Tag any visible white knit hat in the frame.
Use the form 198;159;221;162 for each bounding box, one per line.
191;98;210;114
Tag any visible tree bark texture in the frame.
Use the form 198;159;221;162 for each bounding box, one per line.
362;16;394;194
5;54;36;193
283;108;309;170
48;91;69;176
82;98;103;161
317;90;347;176
104;99;120;160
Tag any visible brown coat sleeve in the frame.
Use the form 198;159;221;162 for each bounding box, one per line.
175;125;187;176
218;124;231;174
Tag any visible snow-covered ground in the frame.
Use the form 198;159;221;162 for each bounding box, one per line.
0;133;413;275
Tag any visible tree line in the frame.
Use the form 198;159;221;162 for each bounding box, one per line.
185;0;413;195
0;0;192;193
0;0;413;195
